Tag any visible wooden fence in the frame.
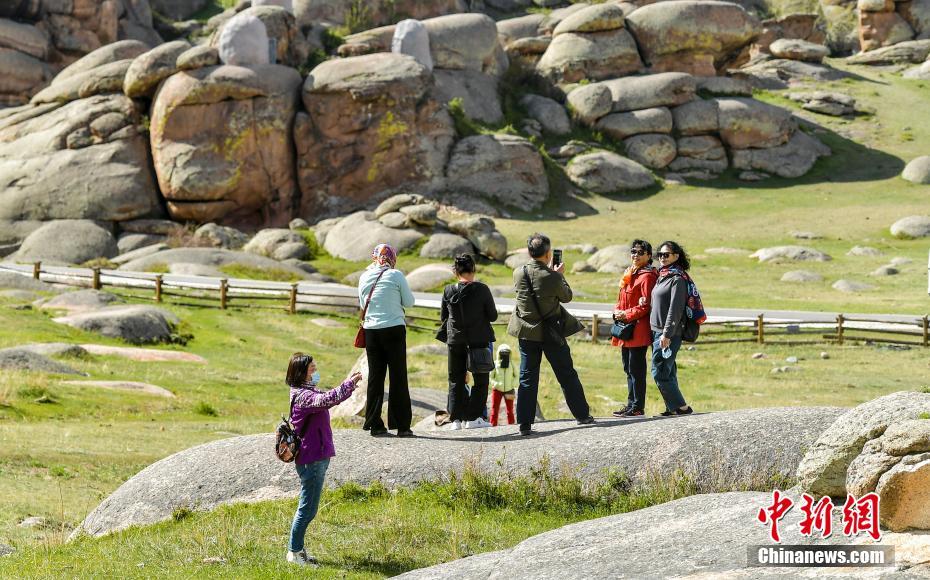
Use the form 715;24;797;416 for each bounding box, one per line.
11;261;930;348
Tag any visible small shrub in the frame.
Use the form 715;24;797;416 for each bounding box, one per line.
919;412;930;420
165;223;214;249
80;257;118;270
345;0;372;33
49;465;73;479
171;506;193;522
194;401;218;417
18;386;51;400
920;386;930;394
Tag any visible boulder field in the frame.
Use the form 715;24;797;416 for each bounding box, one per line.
0;2;837;249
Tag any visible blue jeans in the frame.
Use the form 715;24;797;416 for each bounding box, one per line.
289;458;329;552
651;331;687;411
516;339;590;425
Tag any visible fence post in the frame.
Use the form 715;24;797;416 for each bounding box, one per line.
837;314;844;345
923;315;929;348
757;314;764;344
591;314;599;343
154;275;163;303
289;283;298;315
33;261;41;280
92;267;101;290
220;279;228;310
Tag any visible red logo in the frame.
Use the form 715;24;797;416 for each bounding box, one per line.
757;491;882;543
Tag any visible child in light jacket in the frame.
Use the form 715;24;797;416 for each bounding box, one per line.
489;344;517;426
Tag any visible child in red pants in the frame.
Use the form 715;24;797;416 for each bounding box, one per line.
489;344;516;426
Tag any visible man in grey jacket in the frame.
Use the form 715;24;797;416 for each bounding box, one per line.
508;233;594;436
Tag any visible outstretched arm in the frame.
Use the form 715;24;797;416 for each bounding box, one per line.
293;374;361;411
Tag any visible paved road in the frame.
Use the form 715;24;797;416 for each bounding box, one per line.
2;263;926;333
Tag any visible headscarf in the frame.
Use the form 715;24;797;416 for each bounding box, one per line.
619;264;654;289
372;243;397;268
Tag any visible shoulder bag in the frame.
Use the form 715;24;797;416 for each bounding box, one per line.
610;318;636;341
522;265;566;347
354;269;387;349
453;284;495;373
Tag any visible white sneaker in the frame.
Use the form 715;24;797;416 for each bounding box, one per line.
465;418;491;429
446;420;463;431
286;550;317;567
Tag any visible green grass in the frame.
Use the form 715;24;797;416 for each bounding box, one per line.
0;460;757;579
0;287;928;553
218;264;303;283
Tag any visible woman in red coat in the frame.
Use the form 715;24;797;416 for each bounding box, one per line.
611;240;658;418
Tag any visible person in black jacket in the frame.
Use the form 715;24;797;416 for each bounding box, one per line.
437;254;498;430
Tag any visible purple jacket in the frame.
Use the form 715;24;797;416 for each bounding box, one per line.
289;379;357;465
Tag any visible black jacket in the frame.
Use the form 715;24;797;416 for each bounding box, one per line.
438;281;498;346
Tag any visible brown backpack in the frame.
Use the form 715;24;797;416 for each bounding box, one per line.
275;397;306;463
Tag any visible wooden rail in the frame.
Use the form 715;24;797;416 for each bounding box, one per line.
6;262;928;347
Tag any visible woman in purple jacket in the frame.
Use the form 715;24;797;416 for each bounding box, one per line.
285;352;362;567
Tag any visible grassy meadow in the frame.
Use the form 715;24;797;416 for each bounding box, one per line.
0;58;929;576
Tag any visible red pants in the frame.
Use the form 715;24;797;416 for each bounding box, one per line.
490;390;515;426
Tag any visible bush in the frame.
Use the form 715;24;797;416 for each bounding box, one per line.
194;401;218;417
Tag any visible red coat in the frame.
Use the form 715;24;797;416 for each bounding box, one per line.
610;267;657;348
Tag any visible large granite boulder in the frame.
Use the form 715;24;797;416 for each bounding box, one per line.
519;94;571;136
623;134;677;169
566;151;655;193
396;490;930;579
0;94;162;228
750;245;831;262
730;130;830;178
596;107;673;140
123;40;190;99
38;289;123;315
75;406;841;537
423;13;501;74
0;4;161;106
625;0;760;75
150;64;302;227
797;391;930;498
445;134;549;210
296;53;454;217
432;69;502;124
565;82;613;125
716;97;796;149
769;38;830;62
31;58;134;105
322;211;424;262
419;233;474;259
52;305;179;344
536;28;642;84
12;220;118;265
847;39;930;64
602;72;696;113
448;215;507;261
243;228;307;259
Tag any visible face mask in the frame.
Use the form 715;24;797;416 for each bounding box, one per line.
309;371;320;386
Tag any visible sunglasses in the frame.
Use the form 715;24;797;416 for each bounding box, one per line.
657;252;675;259
630;249;647;256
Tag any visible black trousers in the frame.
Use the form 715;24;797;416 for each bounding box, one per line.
621;345;648;411
447;343;490;422
363;325;411;432
516;338;590;426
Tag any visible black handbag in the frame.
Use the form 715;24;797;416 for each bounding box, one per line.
610;319;636;341
522;266;566;347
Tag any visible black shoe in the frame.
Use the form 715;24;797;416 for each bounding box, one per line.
611;405;632;418
370;428;390;437
658;406;693;417
519;423;532;436
396;429;415;438
619;408;644;418
577;416;596;425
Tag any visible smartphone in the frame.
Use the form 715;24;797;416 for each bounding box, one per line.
552;248;563;266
